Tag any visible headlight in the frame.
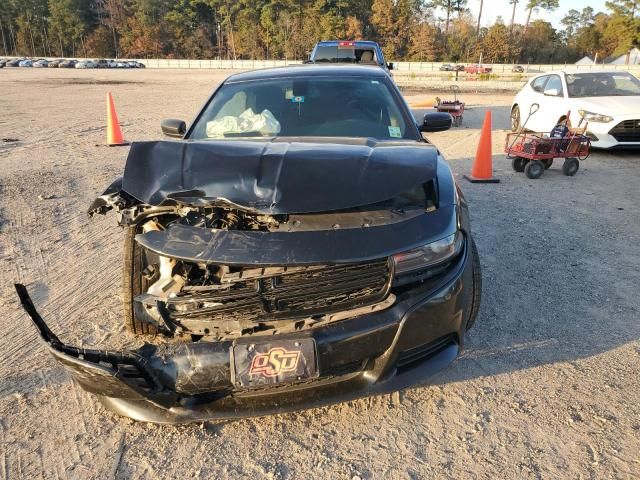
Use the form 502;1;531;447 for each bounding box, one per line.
578;110;613;123
393;231;463;274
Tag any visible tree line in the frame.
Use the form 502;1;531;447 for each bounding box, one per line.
0;0;638;63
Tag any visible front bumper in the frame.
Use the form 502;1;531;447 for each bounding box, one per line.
15;240;473;424
575;116;640;149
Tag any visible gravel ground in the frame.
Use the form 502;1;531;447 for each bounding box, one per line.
0;68;638;479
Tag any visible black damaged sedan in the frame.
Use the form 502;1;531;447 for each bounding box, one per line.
16;65;481;424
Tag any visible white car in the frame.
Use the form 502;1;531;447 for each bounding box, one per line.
511;71;640;149
75;60;98;69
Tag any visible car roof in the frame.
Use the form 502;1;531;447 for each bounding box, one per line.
225;64;389;83
315;40;380;47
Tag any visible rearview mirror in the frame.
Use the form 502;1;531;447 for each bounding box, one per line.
161;118;186;138
543;88;559;97
387;62;394;71
419;112;453;133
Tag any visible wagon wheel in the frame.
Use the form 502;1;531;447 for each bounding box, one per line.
455;116;462;127
562;158;579;176
511;157;528;172
542;159;553;169
524;160;545;179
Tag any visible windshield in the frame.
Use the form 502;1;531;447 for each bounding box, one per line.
312;45;378;65
566;72;640;97
189;77;413;140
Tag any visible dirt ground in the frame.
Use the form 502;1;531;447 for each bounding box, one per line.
1;68;639;480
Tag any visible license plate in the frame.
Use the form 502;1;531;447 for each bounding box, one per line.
232;338;318;388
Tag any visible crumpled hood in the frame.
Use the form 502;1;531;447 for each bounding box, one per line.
122;139;438;214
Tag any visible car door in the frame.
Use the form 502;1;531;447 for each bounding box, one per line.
521;75;549;131
539;74;569;130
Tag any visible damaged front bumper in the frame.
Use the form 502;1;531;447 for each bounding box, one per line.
15;241;473;424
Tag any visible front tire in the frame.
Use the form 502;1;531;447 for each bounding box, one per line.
511;105;521;132
466;237;482;332
123;226;159;335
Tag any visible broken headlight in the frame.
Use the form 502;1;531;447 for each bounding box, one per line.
393;231;463;275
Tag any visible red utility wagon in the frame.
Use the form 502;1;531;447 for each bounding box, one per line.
505;123;591;179
434;85;465;127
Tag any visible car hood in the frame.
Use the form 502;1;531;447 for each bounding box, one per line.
572;96;640;116
121;139;438;214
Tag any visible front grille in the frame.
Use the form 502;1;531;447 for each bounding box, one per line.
166;259;391;324
609;120;640;142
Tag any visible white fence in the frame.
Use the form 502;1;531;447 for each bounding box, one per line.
137;59;640;74
5;56;640;76
139;58;302;69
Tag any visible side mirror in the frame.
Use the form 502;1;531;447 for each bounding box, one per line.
387;62;394;71
161;118;186;138
419;112;452;133
543;88;559;96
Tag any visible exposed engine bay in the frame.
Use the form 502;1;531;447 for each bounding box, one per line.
102;185;438;341
85;139;455;342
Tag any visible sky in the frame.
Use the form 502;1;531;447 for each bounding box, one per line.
463;0;610;29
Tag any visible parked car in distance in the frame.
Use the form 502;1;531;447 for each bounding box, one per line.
6;58;23;67
59;59;77;68
96;59;110;68
19;59;33;67
308;40;393;73
465;64;492;74
75;60;98;69
48;59;64;68
512;65;525;73
511;70;640;149
440;64;455;71
33;59;49;68
115;61;130;68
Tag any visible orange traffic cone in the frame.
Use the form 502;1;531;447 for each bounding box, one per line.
464;110;499;183
106;92;128;146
